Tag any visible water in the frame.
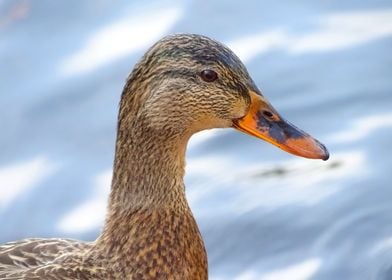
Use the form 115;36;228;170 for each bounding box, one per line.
1;1;392;279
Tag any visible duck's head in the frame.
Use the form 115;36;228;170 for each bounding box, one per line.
121;34;328;160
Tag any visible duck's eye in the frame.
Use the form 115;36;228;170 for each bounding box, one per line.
200;69;218;82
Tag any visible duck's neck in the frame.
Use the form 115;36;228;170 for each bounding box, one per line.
92;88;207;278
108;120;189;215
95;113;208;277
121;131;186;203
98;108;195;241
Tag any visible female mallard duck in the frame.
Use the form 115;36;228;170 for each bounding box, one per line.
0;34;328;279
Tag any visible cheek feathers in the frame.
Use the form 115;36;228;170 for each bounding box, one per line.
230;97;249;120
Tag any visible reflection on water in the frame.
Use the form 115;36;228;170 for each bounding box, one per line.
1;0;392;279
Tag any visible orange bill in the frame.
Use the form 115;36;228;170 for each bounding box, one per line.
233;91;329;160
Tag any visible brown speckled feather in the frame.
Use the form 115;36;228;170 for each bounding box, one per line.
0;34;258;279
0;238;92;279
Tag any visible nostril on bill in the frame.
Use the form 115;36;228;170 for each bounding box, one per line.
263;111;273;118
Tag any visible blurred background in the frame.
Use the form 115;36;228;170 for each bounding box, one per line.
1;0;392;279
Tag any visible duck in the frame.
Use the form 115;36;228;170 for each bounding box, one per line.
0;33;329;280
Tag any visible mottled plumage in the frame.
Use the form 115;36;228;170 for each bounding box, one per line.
0;33;328;279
